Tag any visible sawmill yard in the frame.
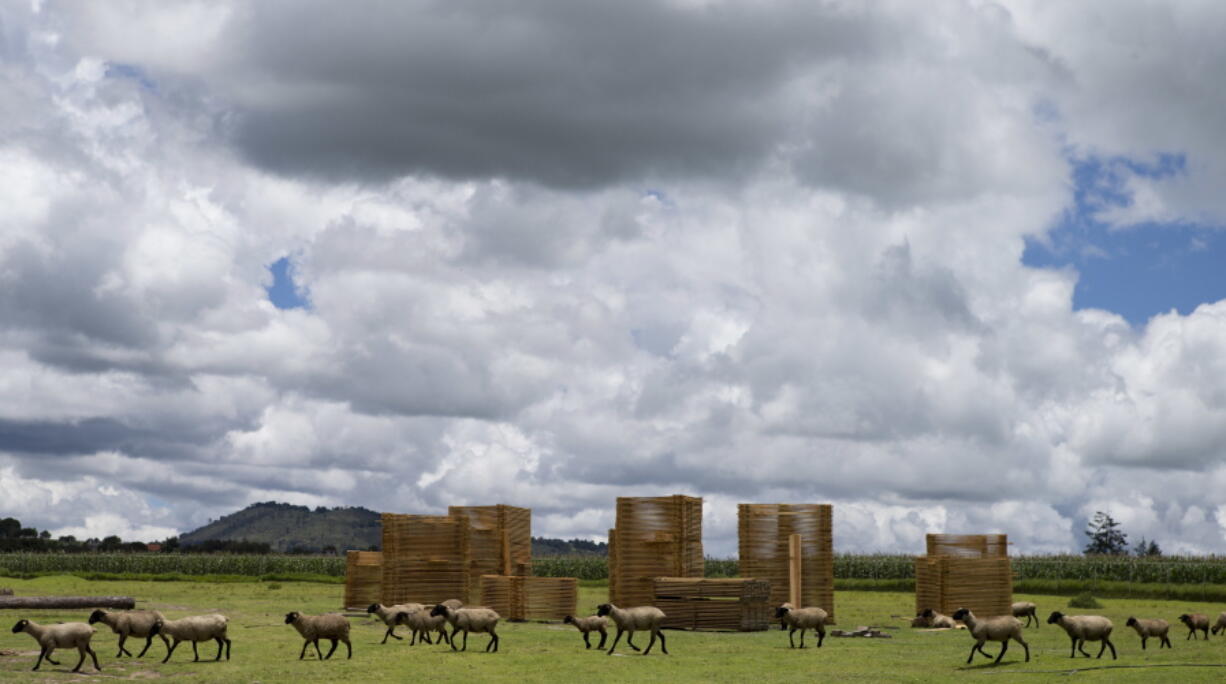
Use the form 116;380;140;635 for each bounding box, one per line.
3;577;1226;682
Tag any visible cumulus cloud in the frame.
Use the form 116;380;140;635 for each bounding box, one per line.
1;1;1226;555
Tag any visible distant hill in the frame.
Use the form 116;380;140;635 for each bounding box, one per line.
180;501;608;556
179;502;381;553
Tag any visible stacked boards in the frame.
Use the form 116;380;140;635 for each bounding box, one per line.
915;534;1012;618
608;495;704;607
449;504;533;587
480;575;577;621
738;503;835;621
342;551;382;610
652;577;772;631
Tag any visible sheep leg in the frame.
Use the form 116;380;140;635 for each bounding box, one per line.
1187;627;1195;640
438;627;451;646
994;640;1008;664
644;630;657;655
117;633;131;657
966;641;983;664
607;628;624;655
1140;636;1146;650
388;626;402;640
191;640;200;661
343;637;352;659
788;627;797;648
323;638;339;659
136;634;155;658
626;632;641;651
583;631;591;649
597;628;607;650
1099;638;1116;660
975;643;993;659
1161;635;1171;648
88;645;101;671
815;627;824;648
462;630;469;652
214;637;225;660
163;639;180;664
312;638;324;660
298;639;309;659
657;629;668;655
486;630;498;653
32;646;48;671
1014;635;1030;662
71;645;88;673
42;648;60;666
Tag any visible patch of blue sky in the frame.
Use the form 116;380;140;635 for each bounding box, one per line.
265;256;310;310
1023;153;1226;326
105;62;156;91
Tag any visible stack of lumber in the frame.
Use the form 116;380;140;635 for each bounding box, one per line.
608;495;704;607
651;577;772;631
915;533;1012;618
381;514;470;606
480;575;577;621
738;503;835;620
342;550;382;610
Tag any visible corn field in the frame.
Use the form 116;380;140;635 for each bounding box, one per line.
4;553;1226;585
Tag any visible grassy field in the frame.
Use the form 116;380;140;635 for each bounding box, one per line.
2;577;1226;682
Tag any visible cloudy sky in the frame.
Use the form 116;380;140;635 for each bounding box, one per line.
3;1;1226;556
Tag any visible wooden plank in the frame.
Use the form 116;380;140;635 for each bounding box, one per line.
788;533;802;608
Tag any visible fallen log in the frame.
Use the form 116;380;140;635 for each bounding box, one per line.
0;596;135;610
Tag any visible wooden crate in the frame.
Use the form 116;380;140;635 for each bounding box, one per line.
652;577;772;631
737;503;835;620
915;533;1012;618
608;495;704;607
480;575;578;621
380;514;470;606
343;551;382;610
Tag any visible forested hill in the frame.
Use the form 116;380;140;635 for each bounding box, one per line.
179;502;381;553
179;502;608;556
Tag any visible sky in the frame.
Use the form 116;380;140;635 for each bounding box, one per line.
3;1;1226;556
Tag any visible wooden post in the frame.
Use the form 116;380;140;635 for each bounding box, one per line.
501;529;512;575
788;533;802;608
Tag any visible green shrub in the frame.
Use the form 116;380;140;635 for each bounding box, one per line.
1068;592;1102;608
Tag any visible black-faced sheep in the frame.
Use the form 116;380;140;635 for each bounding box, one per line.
563;615;608;649
1011;601;1039;628
11;618;101;673
1125;617;1171;649
156;614;231;663
1179;613;1210;640
431;604;500;653
775;604;827;648
596;603;668;656
88;608;164;658
951;608;1029;665
285;611;351;660
1047;611;1116;659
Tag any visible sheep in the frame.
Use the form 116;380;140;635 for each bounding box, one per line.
285;611;352;660
393;607;452;647
1179;613;1210;640
1047;611;1116;659
774;604;827;648
1012;601;1039;628
430;603;500;653
778;601;793;631
916;608;957;629
156;614;231;664
10;618;101;673
88;608;165;658
562;615;608;650
1125;617;1171;649
366;603;422;644
1211;611;1226;636
596;603;668;656
950;608;1029;665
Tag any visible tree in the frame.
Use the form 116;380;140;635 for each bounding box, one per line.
0;518;21;539
1083;511;1128;555
1134;537;1161;557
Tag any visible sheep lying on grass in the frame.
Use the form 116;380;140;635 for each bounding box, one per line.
285;611;351;660
431;604;500;653
563;615;608;650
1125;617;1171;650
914;608;956;629
11;618;101;673
1047;611;1116;659
156;614;231;663
950;608;1028;665
1179;613;1210;640
88;609;164;658
596;603;668;656
1012;602;1039;628
775;605;827;649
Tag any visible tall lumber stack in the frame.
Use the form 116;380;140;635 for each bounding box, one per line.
449;504;533;584
342;550;383;610
608;495;704;607
915;533;1012;618
738;503;835;620
380;514;470;606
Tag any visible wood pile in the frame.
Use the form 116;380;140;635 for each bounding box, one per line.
651;577;772;631
607;495;704;607
342;550;382;610
915;533;1012;618
380;514;470;606
738;503;835;620
480;575;577;621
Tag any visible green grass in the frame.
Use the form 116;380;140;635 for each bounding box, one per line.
3;577;1226;682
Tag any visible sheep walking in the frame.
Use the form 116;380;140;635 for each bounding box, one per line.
775;604;827;648
367;603;422;644
1211;612;1226;636
1047;611;1116;659
951;608;1029;665
1011;602;1039;628
285;611;352;660
1125;617;1171;649
393;608;451;647
563;615;608;649
156;614;231;663
596;603;668;656
1179;613;1210;640
11;618;101;673
431;604;500;653
88;609;164;659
